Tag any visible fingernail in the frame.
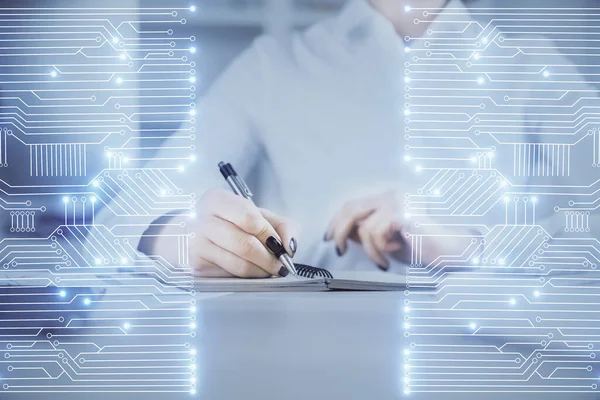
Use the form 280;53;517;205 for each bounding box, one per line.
377;264;389;272
266;236;286;258
278;266;289;277
336;246;342;256
289;238;297;257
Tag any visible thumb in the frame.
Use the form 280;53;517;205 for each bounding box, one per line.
260;208;298;258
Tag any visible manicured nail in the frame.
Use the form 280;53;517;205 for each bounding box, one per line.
289;238;297;257
377;264;389;272
266;236;286;257
278;266;289;277
336;246;342;256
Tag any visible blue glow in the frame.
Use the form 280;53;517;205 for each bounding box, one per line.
84;298;91;305
189;47;196;54
62;196;69;203
124;322;130;329
50;70;57;77
59;290;66;297
190;5;196;12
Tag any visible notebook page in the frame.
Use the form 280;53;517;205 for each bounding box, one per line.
331;270;408;284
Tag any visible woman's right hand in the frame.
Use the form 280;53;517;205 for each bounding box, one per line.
186;188;297;278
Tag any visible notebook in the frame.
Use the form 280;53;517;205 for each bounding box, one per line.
194;264;432;292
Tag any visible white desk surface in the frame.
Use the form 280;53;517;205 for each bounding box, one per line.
11;291;598;400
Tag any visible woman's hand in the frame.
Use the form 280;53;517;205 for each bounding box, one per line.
156;188;298;278
325;190;473;270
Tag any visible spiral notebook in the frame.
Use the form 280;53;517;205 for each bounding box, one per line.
194;264;425;292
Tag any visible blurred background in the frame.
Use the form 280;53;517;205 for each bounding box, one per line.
156;0;599;98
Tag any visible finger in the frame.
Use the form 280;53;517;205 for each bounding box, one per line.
202;188;280;246
260;208;298;257
195;258;236;278
370;211;404;253
196;236;271;278
330;199;377;255
201;215;282;276
382;241;403;253
357;221;389;270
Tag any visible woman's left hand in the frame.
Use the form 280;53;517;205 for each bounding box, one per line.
325;190;473;270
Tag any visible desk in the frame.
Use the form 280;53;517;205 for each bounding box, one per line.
11;291;599;400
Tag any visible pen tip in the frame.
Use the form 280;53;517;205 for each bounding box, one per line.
218;161;226;168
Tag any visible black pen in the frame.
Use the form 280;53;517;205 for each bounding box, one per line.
218;162;298;276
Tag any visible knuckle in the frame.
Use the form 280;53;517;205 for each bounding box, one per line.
273;216;292;232
236;237;256;258
255;220;271;238
240;204;262;230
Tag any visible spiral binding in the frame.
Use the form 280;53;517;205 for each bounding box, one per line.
295;264;334;279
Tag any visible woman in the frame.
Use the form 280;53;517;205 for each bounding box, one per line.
144;0;576;278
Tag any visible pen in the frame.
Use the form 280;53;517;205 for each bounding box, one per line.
218;162;298;276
